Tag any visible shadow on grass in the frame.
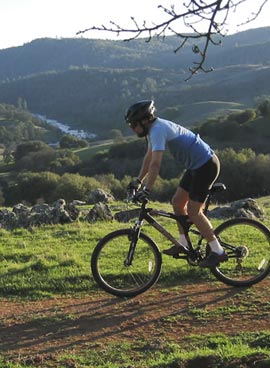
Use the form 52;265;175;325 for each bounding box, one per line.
0;278;256;357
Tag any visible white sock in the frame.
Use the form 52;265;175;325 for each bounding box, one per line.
179;234;188;248
209;238;224;255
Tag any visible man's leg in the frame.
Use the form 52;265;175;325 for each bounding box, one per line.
172;186;189;235
165;190;227;266
187;199;227;267
163;187;189;255
186;199;215;242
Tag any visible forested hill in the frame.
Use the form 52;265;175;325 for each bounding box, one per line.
0;27;270;137
1;27;270;80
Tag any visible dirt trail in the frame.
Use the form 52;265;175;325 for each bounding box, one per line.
1;279;270;359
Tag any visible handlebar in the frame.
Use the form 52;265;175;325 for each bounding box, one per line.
126;189;136;202
126;189;149;205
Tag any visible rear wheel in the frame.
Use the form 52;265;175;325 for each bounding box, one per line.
211;218;270;286
91;229;162;297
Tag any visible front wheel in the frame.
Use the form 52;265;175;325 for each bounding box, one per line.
91;229;162;297
211;218;270;287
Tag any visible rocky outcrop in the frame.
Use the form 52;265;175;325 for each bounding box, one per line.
0;195;266;230
86;203;113;223
209;198;265;220
0;199;82;230
88;188;114;204
0;187;118;229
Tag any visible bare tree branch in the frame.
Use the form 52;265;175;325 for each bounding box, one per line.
76;0;269;80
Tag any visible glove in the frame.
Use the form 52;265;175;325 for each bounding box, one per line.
127;178;142;193
135;186;150;203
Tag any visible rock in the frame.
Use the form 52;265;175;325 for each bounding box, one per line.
0;199;79;229
66;201;84;221
86;202;113;223
50;199;73;224
114;208;141;223
88;188;114;204
0;209;18;229
209;198;265;220
12;203;32;228
31;203;51;213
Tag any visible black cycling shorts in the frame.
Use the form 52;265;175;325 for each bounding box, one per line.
179;154;220;203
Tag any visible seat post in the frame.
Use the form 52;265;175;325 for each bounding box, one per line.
203;182;226;214
203;193;212;214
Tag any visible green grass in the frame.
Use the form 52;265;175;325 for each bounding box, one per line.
74;136;137;162
1;199;270;367
0;199;222;299
0;220;117;299
0;198;269;300
75;140;114;161
75;142;112;161
0;217;207;299
164;100;245;127
52;332;270;367
1;332;269;367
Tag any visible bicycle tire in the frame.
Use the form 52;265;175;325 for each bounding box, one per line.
211;218;270;287
91;229;162;297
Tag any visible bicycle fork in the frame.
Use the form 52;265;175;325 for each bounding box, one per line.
124;220;143;266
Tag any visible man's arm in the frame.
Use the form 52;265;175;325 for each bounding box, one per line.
144;150;163;190
137;149;152;182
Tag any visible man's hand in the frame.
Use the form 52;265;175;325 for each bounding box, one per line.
135;186;150;203
127;178;142;193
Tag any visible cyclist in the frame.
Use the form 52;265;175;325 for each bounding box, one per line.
125;100;228;268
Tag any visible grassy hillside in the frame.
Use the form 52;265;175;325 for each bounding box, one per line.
1;197;269;299
1;198;270;367
163;100;245;126
0;29;270;136
75;140;113;160
0;103;62;145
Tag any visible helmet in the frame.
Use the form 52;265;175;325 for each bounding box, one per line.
125;100;156;125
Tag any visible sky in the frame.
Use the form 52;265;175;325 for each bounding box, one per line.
0;0;270;50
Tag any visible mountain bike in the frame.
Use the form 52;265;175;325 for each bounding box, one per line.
91;183;270;297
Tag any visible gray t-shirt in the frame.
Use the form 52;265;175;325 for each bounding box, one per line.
148;117;214;169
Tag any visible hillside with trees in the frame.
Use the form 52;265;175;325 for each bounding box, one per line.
0;28;270;205
0;103;62;145
0;100;269;206
0;28;270;137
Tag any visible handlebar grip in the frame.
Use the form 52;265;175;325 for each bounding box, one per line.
126;188;136;201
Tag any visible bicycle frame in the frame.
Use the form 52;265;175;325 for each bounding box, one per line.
126;202;201;266
148;208;191;251
126;182;227;266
